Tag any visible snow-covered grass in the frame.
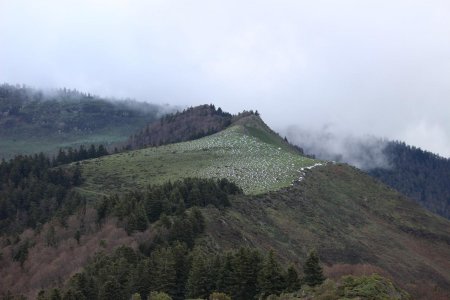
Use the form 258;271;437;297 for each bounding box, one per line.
79;125;319;195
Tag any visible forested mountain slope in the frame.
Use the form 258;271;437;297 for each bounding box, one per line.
369;141;450;219
0;84;167;159
202;163;450;299
0;107;449;299
72;112;450;298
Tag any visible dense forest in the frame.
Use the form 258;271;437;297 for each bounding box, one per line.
0;84;168;160
29;177;325;300
0;84;163;137
96;178;242;235
369;141;450;219
0;154;85;235
0;170;328;300
0;98;442;299
34;247;324;300
127;104;233;149
53;144;109;165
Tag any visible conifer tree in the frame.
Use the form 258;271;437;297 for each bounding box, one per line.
166;242;190;300
257;250;285;297
285;265;301;292
187;185;202;207
149;247;177;297
189;207;205;234
99;278;124;300
233;248;262;300
216;253;234;295
186;250;215;299
127;204;148;232
303;250;325;287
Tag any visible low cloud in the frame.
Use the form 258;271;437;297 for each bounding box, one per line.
284;125;391;170
1;1;450;157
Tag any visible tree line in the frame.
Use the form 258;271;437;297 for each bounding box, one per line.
96;177;242;234
35;245;324;300
53;144;109;165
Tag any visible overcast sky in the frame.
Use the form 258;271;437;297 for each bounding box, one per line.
1;0;450;157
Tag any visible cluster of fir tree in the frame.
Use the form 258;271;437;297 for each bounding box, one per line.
161;104;232;124
34;244;325;300
96;177;242;234
186;249;324;300
0;153;85;234
34;201;208;300
53;144;109;165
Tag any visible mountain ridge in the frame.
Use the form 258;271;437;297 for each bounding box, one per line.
0;84;168;160
1;101;449;299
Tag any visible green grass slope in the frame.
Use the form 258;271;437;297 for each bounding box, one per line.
78;116;317;196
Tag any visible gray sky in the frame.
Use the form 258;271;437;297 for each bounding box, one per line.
1;0;450;157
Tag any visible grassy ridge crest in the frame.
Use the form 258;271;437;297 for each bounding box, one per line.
78;118;317;196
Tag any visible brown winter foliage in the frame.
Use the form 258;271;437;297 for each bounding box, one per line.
0;208;154;299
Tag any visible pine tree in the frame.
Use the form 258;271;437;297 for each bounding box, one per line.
189;207;205;234
149;247;177;297
303;250;325;287
233;248;262;300
186;250;215;299
99;278;124;300
285;265;301;292
127;204;148;232
216;253;234;295
257;250;285;298
187;186;201;207
170;242;190;300
146;197;163;222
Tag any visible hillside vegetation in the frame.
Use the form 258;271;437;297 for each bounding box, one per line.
127;104;233;149
201;163;450;299
79;115;316;196
1;104;449;300
369;141;450;219
73;112;450;298
0;84;166;159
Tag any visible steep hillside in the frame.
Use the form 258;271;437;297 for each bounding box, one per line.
201;163;450;298
74;114;450;298
1;110;449;299
79;114;316;196
369;141;450;219
289;131;450;219
0;84;167;159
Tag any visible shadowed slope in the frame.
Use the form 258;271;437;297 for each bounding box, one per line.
201;163;450;299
